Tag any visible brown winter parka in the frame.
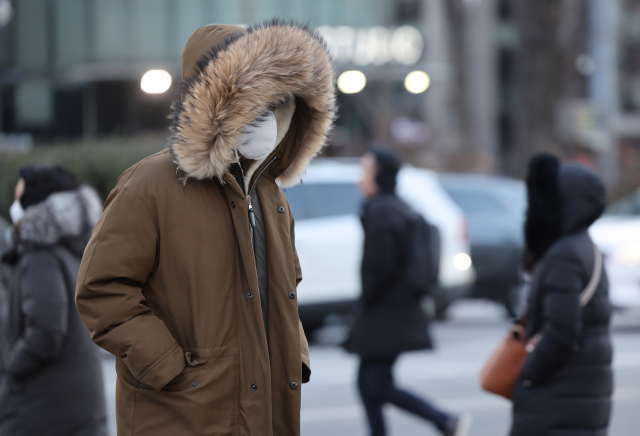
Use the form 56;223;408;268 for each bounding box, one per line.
75;21;336;436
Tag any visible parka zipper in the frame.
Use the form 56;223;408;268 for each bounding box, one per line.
241;156;278;242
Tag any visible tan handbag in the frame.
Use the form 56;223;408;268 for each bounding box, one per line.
480;245;602;400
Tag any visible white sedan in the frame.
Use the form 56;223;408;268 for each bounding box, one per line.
283;159;474;330
590;189;640;309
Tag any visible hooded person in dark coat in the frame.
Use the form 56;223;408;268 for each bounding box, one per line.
0;165;107;436
510;153;613;436
347;148;471;436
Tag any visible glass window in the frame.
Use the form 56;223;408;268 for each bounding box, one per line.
283;183;362;220
445;189;508;215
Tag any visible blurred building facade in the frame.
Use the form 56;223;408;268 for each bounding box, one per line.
0;0;431;147
1;0;640;189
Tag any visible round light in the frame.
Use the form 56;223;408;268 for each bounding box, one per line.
141;70;172;94
337;70;366;94
405;71;430;94
452;253;472;271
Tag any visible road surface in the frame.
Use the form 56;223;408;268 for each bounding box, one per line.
102;301;640;435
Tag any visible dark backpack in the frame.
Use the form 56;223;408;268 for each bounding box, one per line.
404;212;440;296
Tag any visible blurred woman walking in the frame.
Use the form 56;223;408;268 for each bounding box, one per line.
510;153;613;436
0;165;107;436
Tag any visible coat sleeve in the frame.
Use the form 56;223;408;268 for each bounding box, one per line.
289;209;311;383
520;253;584;385
360;208;403;309
6;250;68;378
75;185;185;391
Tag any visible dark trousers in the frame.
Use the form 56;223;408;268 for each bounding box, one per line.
358;355;450;436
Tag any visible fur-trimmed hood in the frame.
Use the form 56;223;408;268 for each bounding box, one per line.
168;20;337;187
16;185;102;251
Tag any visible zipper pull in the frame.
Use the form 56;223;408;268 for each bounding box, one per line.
247;195;256;228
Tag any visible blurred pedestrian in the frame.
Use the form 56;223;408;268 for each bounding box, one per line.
75;22;335;436
347;148;471;436
0;164;107;436
510;153;612;436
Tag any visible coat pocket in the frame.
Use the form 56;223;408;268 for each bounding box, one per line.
131;353;238;436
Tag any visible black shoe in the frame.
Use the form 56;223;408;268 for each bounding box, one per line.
443;412;472;436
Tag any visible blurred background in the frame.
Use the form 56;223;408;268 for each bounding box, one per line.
2;0;640;435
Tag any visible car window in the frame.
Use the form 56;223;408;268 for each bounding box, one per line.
444;189;508;215
283;183;362;220
606;190;640;216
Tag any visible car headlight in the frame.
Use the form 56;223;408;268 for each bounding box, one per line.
612;242;640;267
453;253;472;271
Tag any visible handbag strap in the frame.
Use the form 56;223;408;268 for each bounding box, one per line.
579;244;602;307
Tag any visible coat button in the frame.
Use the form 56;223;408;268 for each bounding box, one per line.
290;382;298;390
278;206;285;213
231;202;236;208
192;382;196;387
289;292;296;299
251;383;258;391
246;291;252;298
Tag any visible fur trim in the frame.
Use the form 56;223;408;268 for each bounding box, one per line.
168;20;337;187
18;185;102;245
524;153;562;262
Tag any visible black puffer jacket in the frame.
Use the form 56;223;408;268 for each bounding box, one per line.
0;186;107;436
347;194;432;358
510;158;613;436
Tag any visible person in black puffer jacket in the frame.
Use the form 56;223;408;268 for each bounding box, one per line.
347;148;470;436
510;153;613;436
0;164;107;436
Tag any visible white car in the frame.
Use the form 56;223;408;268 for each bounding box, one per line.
590;190;640;309
283;159;474;330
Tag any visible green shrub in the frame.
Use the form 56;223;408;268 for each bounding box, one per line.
0;136;166;222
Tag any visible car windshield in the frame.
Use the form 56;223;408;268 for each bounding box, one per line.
283;183;362;220
605;189;640;216
444;189;508;215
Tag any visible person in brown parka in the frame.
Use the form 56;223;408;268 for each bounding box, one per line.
75;20;336;436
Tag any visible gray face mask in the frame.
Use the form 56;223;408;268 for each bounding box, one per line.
9;199;24;224
238;110;278;160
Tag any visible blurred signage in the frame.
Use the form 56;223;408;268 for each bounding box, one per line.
317;25;424;66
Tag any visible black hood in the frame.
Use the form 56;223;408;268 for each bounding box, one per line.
524;153;605;262
558;162;606;234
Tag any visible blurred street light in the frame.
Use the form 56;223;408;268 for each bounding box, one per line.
452;253;472;271
141;70;172;94
337;70;366;94
404;71;430;94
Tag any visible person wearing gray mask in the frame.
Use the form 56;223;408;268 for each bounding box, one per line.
75;22;337;436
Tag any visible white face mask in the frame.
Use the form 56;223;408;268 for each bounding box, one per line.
238;110;278;160
9;199;24;224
